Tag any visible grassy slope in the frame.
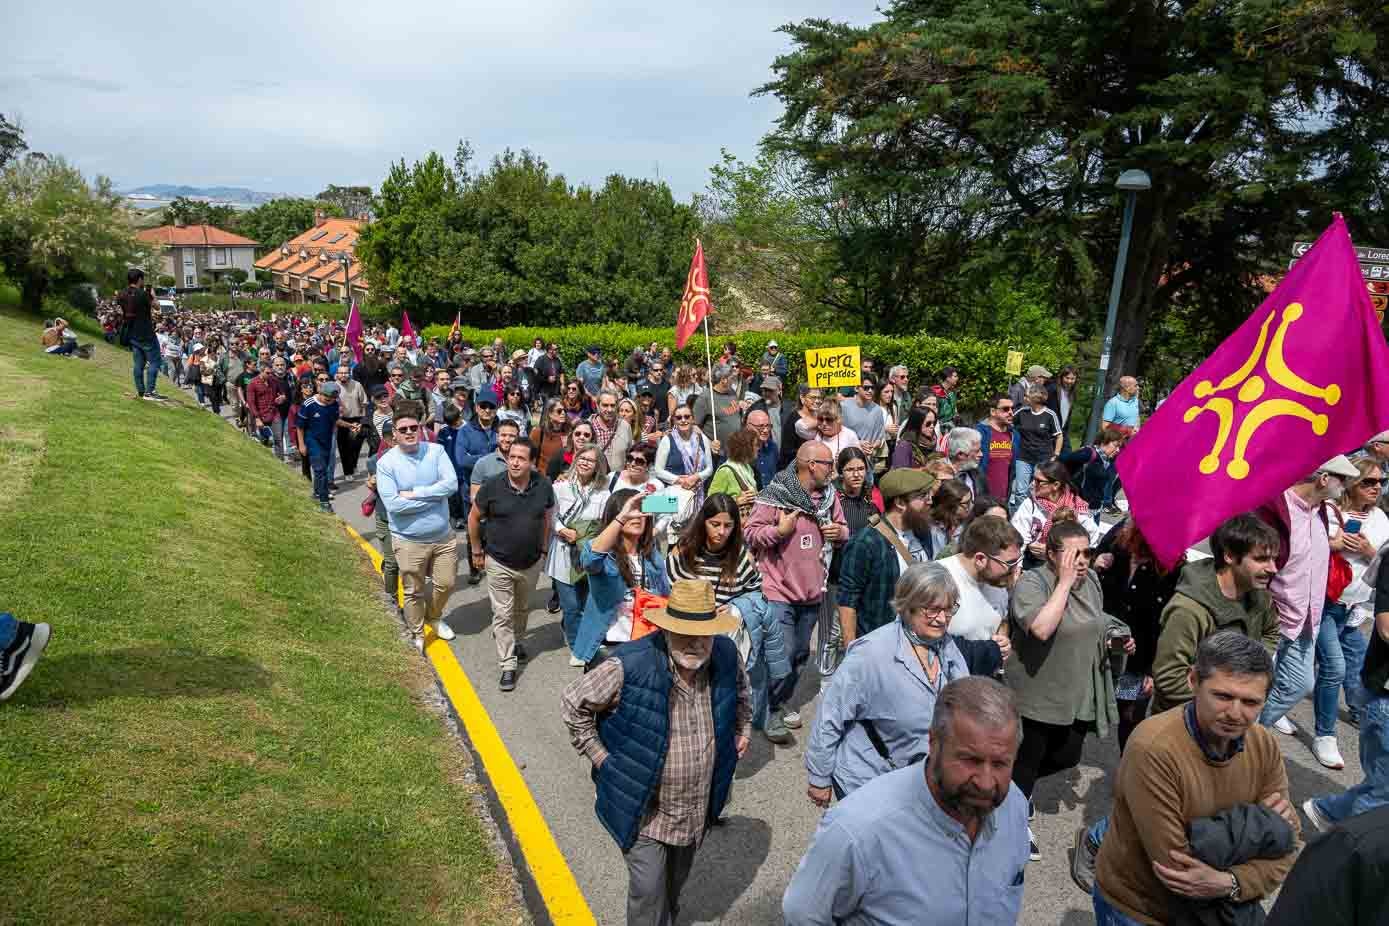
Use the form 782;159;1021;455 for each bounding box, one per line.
0;302;522;925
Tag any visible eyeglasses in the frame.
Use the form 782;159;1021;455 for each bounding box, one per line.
984;552;1024;571
316;375;329;382
626;456;650;466
816;415;838;422
673;414;692;421
395;424;420;434
995;405;1015;413
915;603;961;620
390;373;404;378
1033;475;1058;486
808;458;833;469
841;464;867;476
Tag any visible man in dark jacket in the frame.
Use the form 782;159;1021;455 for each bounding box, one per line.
1268;804;1389;926
454;389;500;583
561;579;751;925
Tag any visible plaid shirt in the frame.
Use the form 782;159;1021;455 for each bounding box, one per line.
836;518;929;637
591;413;618;453
561;653;751;846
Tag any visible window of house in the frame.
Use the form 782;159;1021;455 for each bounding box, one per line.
185;274;196;287
213;248;226;266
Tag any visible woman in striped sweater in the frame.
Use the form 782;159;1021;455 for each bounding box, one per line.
668;494;789;733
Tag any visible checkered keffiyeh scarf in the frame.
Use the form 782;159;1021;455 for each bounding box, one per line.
758;464;838;589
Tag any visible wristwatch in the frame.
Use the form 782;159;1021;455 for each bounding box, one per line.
1227;872;1241;901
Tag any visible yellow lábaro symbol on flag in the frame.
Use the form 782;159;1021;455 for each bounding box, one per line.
1183;303;1341;480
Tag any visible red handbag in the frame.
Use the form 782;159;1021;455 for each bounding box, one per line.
1327;507;1353;601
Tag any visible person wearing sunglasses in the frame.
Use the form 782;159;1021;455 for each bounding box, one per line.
1010;459;1104;568
1007;517;1135;862
654;405;714;502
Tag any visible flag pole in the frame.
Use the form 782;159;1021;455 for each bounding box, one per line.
702;314;717;450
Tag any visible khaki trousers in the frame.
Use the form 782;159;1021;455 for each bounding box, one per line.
394;536;459;637
485;555;539;670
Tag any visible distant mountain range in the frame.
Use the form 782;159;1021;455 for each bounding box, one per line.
122;184;280;206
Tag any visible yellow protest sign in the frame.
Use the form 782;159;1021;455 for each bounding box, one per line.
1005;350;1024;376
805;346;861;390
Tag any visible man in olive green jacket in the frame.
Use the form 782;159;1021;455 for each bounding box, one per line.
1150;516;1280;714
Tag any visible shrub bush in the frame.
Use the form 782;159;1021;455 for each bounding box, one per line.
418;322;1072;413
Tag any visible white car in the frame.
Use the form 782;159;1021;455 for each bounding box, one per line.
157;299;177;313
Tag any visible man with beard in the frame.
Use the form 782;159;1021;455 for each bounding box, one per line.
783;676;1029;925
836;469;939;643
561;578;751;925
942;515;1025;642
353;341;389;392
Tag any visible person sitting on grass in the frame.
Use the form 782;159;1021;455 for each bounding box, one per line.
41;318;78;356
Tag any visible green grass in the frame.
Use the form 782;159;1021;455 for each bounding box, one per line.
0;302;523;925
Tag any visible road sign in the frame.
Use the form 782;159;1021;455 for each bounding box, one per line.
1293;241;1389;263
1288;258;1389;282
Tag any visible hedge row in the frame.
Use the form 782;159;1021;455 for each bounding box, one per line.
176;294;397;322
418;322;1072;412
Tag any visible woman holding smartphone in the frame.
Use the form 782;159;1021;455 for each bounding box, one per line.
1315;457;1389;768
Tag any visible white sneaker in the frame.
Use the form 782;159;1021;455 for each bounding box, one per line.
783;710;802;729
1273;715;1297;735
1313;735;1345;769
1302;798;1332;833
569;654;586;668
430;620;455;642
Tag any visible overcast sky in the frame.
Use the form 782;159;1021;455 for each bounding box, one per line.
2;1;877;201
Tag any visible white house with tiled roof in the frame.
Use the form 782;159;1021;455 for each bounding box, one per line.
136;223;260;288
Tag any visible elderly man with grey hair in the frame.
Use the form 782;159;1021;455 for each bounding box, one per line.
946;426;984;496
591;387;634;472
785;673;1029;925
692;362;744;457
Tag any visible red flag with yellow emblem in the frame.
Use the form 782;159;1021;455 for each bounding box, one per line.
675;240;712;349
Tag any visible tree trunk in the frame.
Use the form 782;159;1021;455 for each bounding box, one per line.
20;269;47;316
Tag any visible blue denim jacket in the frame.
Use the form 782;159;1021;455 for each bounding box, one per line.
727;590;791;678
573;542;671;662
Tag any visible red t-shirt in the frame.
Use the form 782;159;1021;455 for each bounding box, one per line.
986;426;1013;500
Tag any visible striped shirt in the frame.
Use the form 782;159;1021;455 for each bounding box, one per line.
666;547;761;605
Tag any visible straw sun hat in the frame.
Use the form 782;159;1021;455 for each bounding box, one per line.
646;579;740;636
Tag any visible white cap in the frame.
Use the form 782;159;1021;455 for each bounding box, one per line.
1318;454;1360;478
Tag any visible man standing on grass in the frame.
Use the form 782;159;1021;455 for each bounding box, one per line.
561;578;751;925
296;380;340;513
470;438;555;692
120;268;166;401
377;405;459;653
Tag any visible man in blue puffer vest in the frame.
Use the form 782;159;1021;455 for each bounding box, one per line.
562;578;752;925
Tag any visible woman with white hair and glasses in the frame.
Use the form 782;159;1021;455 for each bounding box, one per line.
804;562;972;805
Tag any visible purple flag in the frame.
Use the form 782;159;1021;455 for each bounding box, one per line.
344;300;363;364
1118;214;1389;567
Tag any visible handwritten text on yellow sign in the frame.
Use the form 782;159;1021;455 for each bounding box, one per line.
805;346;862;390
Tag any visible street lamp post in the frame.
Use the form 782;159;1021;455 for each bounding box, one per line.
1084;169;1151;445
339;255;351;309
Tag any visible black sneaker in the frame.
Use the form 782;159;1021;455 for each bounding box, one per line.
467;572;482;586
547;592;561;614
1028;798;1035;821
1;620;51;701
499;669;517;692
515;644;528;662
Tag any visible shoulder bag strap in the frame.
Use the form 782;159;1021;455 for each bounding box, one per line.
868;512;912;564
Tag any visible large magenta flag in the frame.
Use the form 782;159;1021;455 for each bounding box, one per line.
344;300;363;363
1118;215;1389;567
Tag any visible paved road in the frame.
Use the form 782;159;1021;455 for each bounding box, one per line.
205;398;1367;923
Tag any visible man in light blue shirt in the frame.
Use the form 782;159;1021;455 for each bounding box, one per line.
784;676;1029;926
574;346;606;400
1101;375;1141;437
377;405;460;652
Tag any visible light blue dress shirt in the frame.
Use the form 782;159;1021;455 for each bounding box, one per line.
377;442;458;543
783;763;1029;925
805;621;969;796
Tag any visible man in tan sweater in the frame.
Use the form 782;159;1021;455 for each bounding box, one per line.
1093;631;1301;925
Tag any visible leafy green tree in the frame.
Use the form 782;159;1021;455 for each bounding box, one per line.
157;274;176;288
233;197;343;249
358;145;700;326
0;113;26;169
0;156;158;314
314;184;373;218
759;0;1389;392
226;268;248;285
161;196;238;229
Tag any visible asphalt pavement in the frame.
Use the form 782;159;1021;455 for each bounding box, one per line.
205;397;1367;924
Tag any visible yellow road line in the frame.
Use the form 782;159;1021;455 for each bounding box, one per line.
341;523;596;925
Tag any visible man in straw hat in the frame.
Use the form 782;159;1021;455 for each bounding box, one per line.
561;578;751;925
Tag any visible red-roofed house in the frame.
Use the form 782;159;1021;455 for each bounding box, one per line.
253;209;371;304
136;223;260;288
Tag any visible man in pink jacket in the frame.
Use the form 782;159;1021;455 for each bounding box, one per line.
745;442;849;745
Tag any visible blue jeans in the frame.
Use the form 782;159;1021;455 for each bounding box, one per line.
131;338;160;395
309;447;331;504
748;658;770;731
0;612;16;648
1259;633;1317;727
1315;602;1368;734
555;579;588;654
1010;460;1037;513
1093;886;1146;926
768;600;821;712
1312;695;1389;822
